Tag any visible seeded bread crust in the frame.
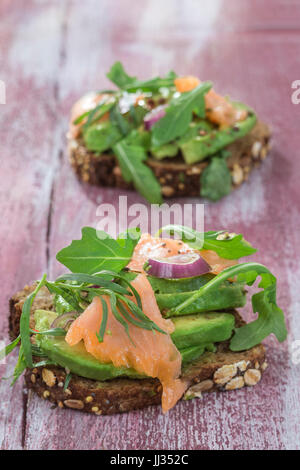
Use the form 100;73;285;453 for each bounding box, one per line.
9;284;266;415
68;121;271;198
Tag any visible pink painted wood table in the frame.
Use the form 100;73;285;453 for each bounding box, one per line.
1;0;300;450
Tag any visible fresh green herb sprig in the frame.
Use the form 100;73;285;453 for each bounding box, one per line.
64;372;72;391
156;225;256;259
73;98;116;127
20;274;47;368
1;268;167;384
53;271;167;343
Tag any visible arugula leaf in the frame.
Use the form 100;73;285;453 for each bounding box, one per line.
170;262;287;351
123;72;177;93
151;82;212;147
200;156;232;201
107;62;176;92
107;62;137;88
20;274;47;368
157;225;256;259
109;104;131;136
56;227;140;274
202;231;257;258
113;135;162;204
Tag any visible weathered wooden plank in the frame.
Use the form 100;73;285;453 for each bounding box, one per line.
1;0;300;450
0;0;66;450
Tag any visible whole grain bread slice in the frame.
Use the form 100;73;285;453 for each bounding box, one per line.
68;121;271;198
9;284;266;415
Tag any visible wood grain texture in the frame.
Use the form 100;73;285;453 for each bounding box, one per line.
1;0;300;450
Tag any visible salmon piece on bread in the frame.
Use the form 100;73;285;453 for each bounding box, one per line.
9;284;267;415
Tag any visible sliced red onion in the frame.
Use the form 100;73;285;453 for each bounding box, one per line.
146;252;211;279
51;312;77;330
144;105;166;130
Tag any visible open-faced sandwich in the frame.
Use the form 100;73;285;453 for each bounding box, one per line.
68;62;271;203
6;226;286;414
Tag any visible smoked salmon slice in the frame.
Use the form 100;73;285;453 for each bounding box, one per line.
69;92;111;139
127;233;193;273
174;76;247;128
127;233;236;275
65;273;188;412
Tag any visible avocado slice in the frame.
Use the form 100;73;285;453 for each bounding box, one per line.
35;310;143;381
83;120;123;153
147;273;215;293
34;309;234;381
120;272;246;316
150;143;179;160
156;282;246;316
179;103;257;164
171;312;235;349
180;343;216;363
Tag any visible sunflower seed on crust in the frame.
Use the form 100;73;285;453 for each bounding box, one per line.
188;380;214;394
42;368;56;387
64;399;84;410
232;164;244;185
244;369;261;386
225;376;244;390
235;360;249;372
252;141;262;159
214;364;237;385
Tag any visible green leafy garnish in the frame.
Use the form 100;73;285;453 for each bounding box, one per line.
109;104;131;136
157;225;256;259
83;120;123;153
151;82;212;147
46;281;83;312
64;372;72;391
56;227;141;274
106;62;137;89
53;270;166;341
200;155;232;201
55;273;130;296
96;297;108;343
73;96;116;127
20;274;47;368
30;328;66;337
0;335;21;361
6;224;287;388
107;62;176;92
71;63;260;203
113;135;162;204
171;262;287;350
11;346;27;385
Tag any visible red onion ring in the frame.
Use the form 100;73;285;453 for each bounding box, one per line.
50;312;77;330
146;252;211;279
144;105;166;130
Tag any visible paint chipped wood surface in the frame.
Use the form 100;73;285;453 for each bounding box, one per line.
1;0;300;450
